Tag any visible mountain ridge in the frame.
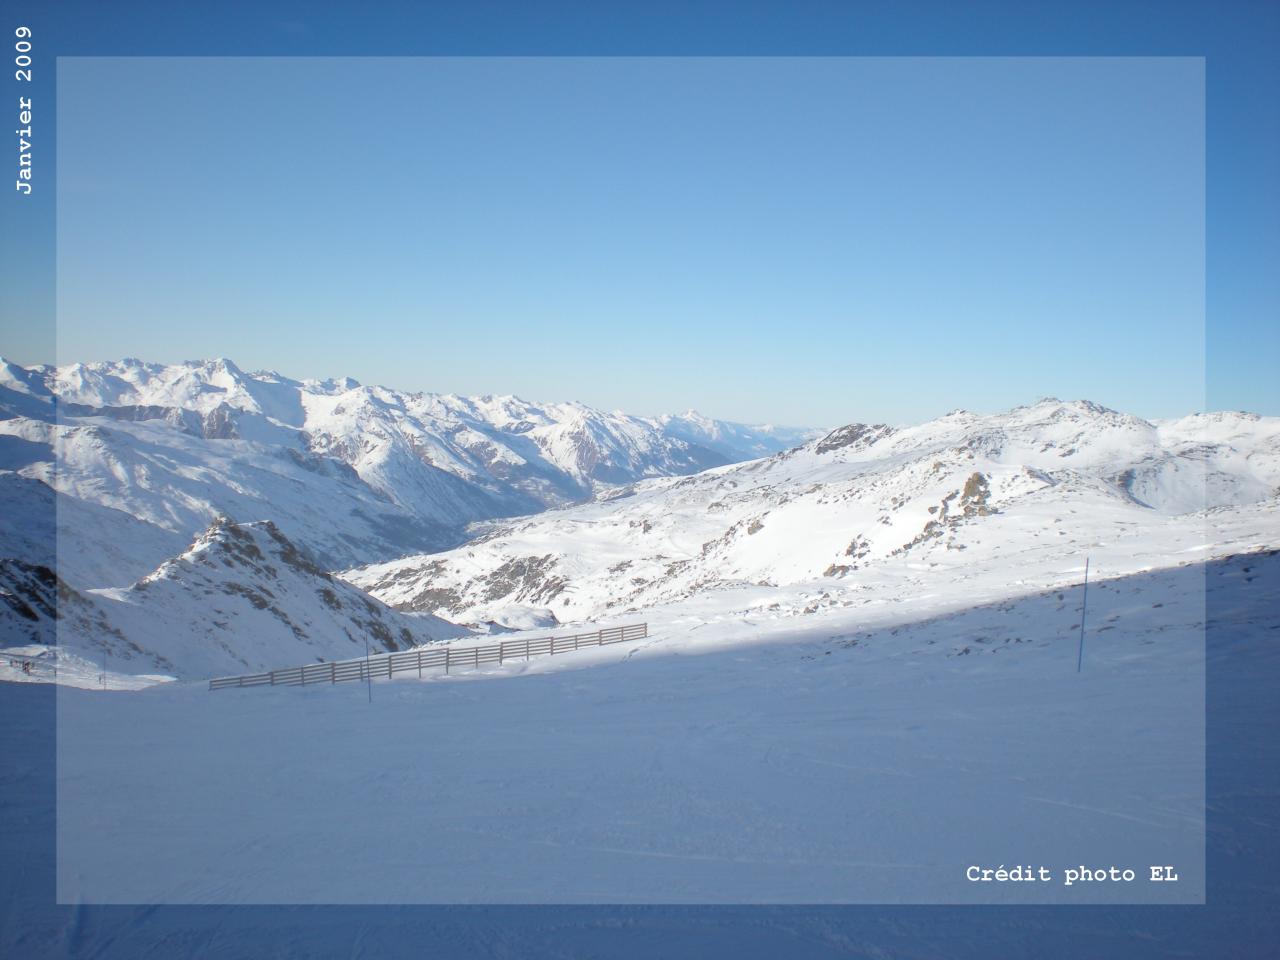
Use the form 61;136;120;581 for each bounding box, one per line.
0;357;819;587
343;396;1280;625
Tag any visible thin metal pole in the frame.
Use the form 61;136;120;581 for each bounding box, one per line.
1077;557;1090;673
364;639;373;702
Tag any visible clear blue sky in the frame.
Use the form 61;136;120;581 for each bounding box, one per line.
3;2;1275;428
51;57;1203;426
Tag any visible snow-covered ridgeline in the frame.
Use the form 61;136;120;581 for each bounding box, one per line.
344;399;1280;626
0;356;818;587
2;354;1278;686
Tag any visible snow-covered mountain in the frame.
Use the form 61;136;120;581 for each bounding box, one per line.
1;517;467;681
0;357;815;587
6;356;1278;684
344;399;1280;625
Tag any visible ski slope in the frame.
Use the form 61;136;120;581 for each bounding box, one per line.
49;552;1273;906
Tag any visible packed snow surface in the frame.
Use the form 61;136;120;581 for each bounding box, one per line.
51;552;1278;904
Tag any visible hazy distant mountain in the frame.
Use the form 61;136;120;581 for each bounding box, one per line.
656;409;820;461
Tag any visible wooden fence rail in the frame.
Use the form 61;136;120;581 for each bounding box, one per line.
208;622;648;691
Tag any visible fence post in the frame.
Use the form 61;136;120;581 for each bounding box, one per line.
474;646;479;668
418;649;423;679
1077;556;1091;673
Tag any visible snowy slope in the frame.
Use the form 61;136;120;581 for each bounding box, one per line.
0;357;814;586
346;399;1280;625
6;549;1280;951
1;518;468;682
46;552;1279;905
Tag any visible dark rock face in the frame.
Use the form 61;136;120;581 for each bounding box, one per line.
815;423;892;455
0;559;57;623
377;552;571;617
480;555;567;605
0;558;165;667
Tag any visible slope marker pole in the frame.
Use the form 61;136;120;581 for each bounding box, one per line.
1077;557;1090;673
364;638;373;703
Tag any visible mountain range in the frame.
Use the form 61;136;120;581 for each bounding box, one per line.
344;399;1280;627
2;357;1278;683
0;357;814;678
0;357;817;588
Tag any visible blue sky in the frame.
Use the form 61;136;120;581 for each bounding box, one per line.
51;57;1203;425
2;1;1275;428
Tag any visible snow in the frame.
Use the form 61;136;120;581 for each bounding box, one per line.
4;546;1278;956
56;519;470;680
0;645;172;690
0;357;813;587
3;360;1278;920
49;551;1270;905
344;399;1280;632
